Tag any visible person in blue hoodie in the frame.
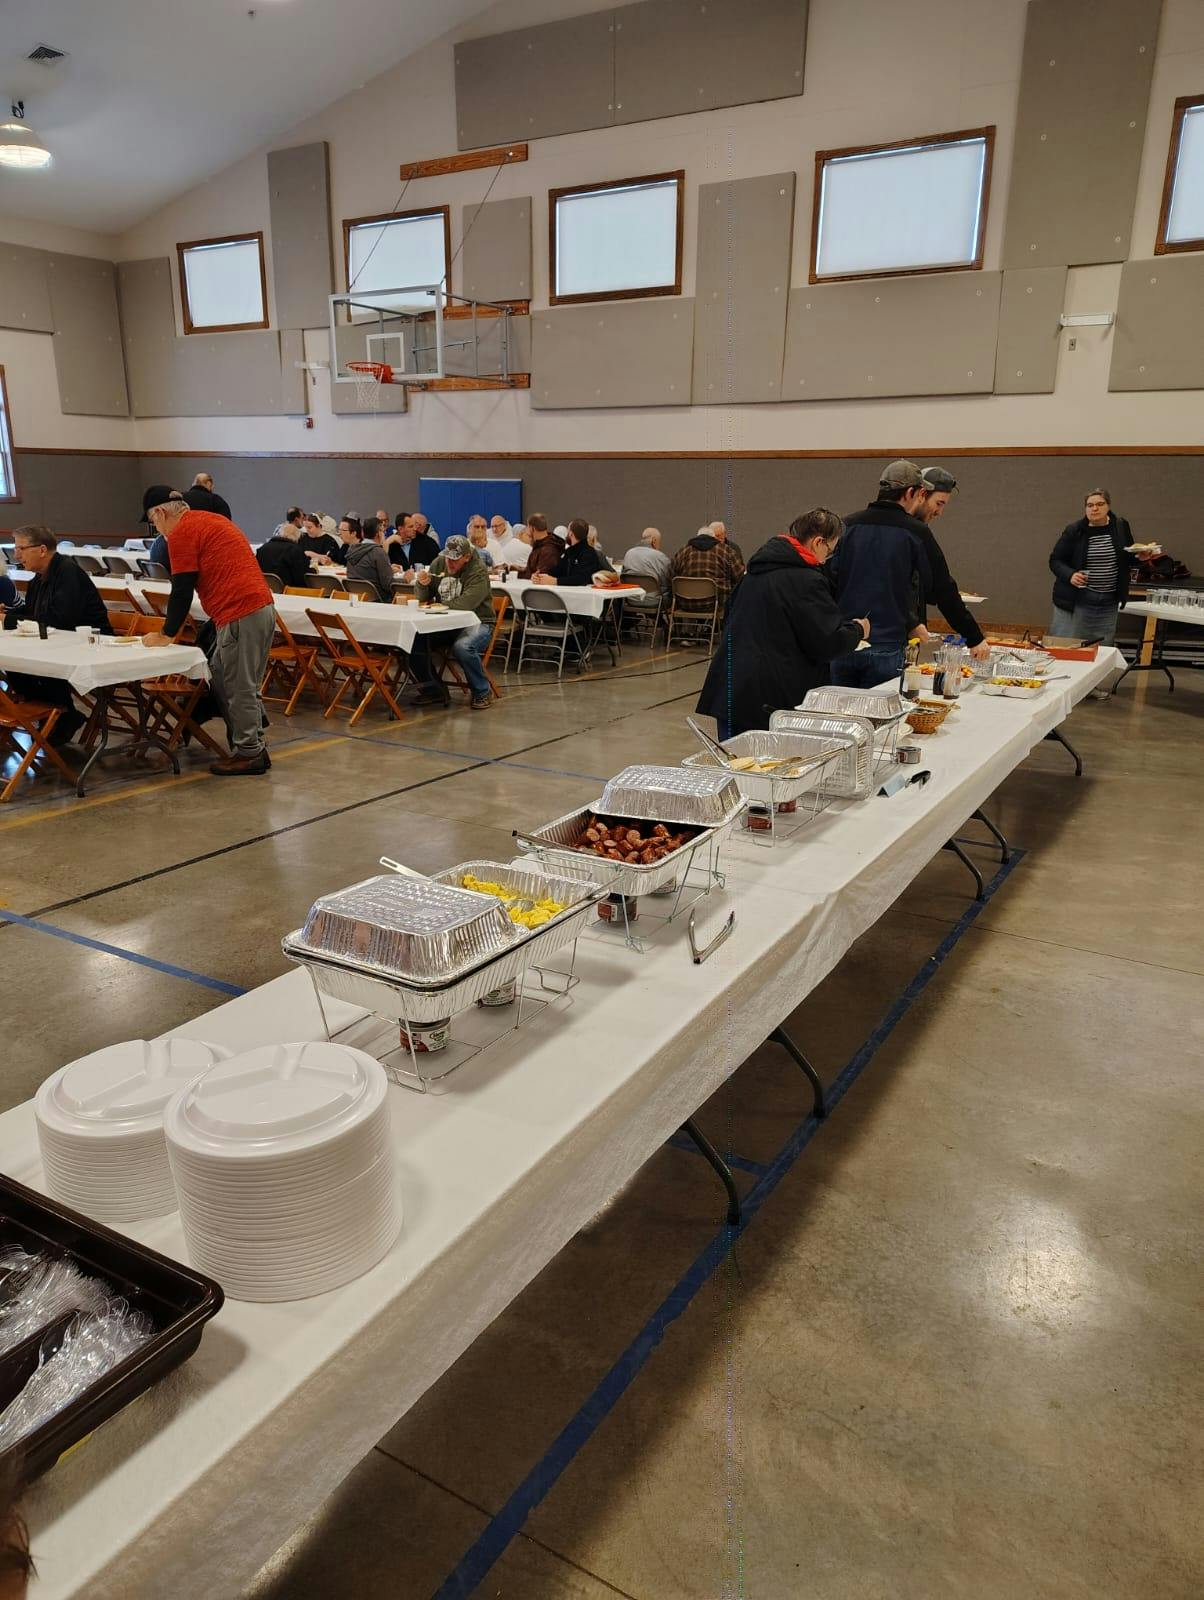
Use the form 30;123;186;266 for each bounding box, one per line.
696;509;868;739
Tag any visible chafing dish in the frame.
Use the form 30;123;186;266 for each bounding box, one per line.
768;710;877;799
597;765;744;827
800;685;910;727
681;730;847;806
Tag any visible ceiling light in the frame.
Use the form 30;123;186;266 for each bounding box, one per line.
0;103;51;170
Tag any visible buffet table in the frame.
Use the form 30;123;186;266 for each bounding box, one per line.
1116;599;1204;691
0;651;1121;1597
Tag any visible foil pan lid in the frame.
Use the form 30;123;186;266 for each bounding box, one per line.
597;764;743;826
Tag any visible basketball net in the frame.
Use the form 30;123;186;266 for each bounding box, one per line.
347;361;393;412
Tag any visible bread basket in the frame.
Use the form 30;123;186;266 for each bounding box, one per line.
906;709;944;736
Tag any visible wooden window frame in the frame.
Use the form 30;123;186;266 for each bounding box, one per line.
0;366;18;505
176;231;269;335
809;127;995;286
342;205;452;309
548;170;685;307
1155;93;1204;256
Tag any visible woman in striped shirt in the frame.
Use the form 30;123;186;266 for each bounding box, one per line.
1048;488;1133;644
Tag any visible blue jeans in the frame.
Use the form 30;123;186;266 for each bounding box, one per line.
829;645;905;689
451;622;494;698
1048;601;1119;646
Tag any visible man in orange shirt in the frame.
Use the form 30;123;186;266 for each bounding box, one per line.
142;494;276;775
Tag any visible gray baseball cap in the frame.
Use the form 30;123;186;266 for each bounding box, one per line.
879;459;925;491
443;534;473;559
920;465;958;493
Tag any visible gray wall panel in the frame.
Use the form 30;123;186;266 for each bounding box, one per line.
1001;0;1162;269
993;266;1067;394
1109;256;1204;391
46;253;130;417
615;0;806;123
455;12;616;149
119;255;299;417
4;451;142;535
692;172;795;405
461;198;532;303
531;299;694;409
279;330;308;413
782;274;1002;400
127;451;1204;627
268;142;334;330
0;244;53;333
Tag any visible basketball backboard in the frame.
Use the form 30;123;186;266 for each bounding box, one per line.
328;286;446;384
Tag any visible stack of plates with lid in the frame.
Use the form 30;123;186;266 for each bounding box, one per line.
164;1041;399;1302
35;1038;231;1223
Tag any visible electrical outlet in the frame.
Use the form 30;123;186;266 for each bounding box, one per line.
1068;336;1077;351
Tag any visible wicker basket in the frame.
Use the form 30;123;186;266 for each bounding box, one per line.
906;710;944;736
913;698;953;723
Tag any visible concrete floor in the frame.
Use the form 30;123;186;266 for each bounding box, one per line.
1;647;1201;1599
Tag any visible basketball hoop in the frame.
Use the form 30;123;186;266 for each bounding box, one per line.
346;360;393;412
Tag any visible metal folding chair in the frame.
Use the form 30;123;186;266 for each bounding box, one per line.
624;577;666;639
516;588;584;677
72;554;106;576
305;610;409;725
140;561;170;580
667;577;720;652
262;571;285;594
343;577;383;603
103;555;132;576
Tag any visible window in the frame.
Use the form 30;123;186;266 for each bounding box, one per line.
0;367;17;504
810;129;994;284
343;207;451;315
176;232;269;334
1156;94;1204;254
549;172;684;306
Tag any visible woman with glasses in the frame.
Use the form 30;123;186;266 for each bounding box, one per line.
1048;489;1134;645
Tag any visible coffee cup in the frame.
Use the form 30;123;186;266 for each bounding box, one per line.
16;620;38;637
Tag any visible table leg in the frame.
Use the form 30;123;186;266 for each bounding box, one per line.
768;1025;826;1119
942;838;985;900
971;807;1010;862
679;1118;741;1227
1139;614;1156;667
75;687;113;797
1043;727;1083;777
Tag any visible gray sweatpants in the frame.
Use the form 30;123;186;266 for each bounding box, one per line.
211;603;276;756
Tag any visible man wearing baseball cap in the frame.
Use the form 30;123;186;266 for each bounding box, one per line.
828;460;934;687
411;534;496;709
913;467;989;658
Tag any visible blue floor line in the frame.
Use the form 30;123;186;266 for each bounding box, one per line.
666;1134;768;1178
0;910;247;996
427;847;1026;1600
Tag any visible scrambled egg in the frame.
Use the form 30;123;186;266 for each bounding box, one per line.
461;874;565;928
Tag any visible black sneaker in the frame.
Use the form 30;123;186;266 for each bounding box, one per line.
470;694;494;710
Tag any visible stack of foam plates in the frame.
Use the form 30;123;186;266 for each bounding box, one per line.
164;1041;399;1303
35;1038;231;1223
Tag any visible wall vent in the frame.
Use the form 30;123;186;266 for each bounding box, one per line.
27;44;68;65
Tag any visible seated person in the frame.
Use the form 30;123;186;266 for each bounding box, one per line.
299;513;342;564
519;515;564;579
669;525;745;614
343;517;395;599
492;522;532;570
374;508;393;539
336;516;360;560
467;522;495;567
256;520;310;588
620;527;671;595
0;571;16;611
533;519;614;587
388;512;440;570
410;535;497;710
696;509;869;739
1;526;112;742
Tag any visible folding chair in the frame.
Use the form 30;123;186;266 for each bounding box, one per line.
315;573;346;596
139;560;170;580
103;555;132;576
516;589;584;678
138;586;197;643
442;598;508;702
72;554;106;576
285;586;325;598
106;610;140;635
262;571;285;594
119;615;225;756
343;577;383;603
667;577;720;652
0;682;77;803
261;612;329;716
305;610;408;726
623;578;666;640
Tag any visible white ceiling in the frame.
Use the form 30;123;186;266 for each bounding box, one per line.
0;0;492;235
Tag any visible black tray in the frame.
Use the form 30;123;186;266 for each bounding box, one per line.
0;1174;223;1483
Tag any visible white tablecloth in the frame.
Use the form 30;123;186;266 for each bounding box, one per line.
1;651;1120;1599
0;632;207;694
1124;600;1204;628
127;582;478;653
494;579;645;620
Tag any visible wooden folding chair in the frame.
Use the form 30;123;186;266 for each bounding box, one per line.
118;616;225;756
285;586;325;598
305;610;408;726
0;682;76;803
107;610;140;635
261;612;330;716
445;599;508;701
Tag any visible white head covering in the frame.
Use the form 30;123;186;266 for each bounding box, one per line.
553;524;569;540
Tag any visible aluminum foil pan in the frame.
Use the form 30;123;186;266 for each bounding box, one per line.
680;732;846;804
800;686;910;727
285;946;531;1026
289;874;517;987
769;711;875;798
517;806;718;898
597;765;743;827
429;860;600;963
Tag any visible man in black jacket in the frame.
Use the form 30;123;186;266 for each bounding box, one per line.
256;519;311;588
183;472;232;521
1;526;112;741
388;513;440;571
697;510;868;738
914;467;989;658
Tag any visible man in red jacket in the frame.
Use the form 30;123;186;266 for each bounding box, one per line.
141;495;276;775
